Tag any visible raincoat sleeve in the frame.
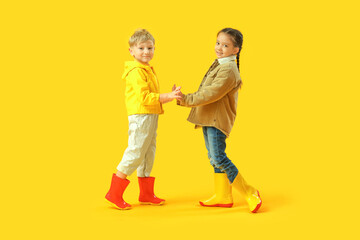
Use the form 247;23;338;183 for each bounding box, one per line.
127;68;160;106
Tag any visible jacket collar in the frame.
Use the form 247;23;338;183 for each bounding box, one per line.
217;55;236;65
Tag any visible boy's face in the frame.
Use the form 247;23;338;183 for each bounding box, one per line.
129;40;155;65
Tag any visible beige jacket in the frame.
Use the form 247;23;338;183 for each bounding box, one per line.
178;58;242;137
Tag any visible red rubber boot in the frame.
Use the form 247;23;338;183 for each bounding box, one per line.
105;174;131;210
138;177;165;205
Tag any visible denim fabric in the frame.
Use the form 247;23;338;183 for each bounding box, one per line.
203;126;238;183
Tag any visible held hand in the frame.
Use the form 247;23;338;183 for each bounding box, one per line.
172;84;183;99
172;84;182;92
170;88;183;100
159;87;184;104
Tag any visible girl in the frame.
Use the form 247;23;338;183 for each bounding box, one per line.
177;28;262;213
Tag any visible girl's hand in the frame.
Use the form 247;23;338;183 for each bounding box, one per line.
159;86;183;104
170;87;183;100
172;84;184;99
172;84;182;92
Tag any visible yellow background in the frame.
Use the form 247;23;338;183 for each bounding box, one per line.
1;0;359;239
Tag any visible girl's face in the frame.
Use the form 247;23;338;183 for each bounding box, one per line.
215;32;239;59
129;40;155;65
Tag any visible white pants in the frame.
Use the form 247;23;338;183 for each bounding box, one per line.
117;114;158;177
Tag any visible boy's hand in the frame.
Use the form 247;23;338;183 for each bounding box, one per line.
172;84;184;106
172;84;180;91
159;85;184;104
169;87;183;100
172;84;184;99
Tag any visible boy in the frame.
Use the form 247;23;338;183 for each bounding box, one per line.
105;29;182;210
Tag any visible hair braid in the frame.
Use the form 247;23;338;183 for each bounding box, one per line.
236;52;240;70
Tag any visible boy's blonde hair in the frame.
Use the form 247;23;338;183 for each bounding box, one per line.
129;29;155;47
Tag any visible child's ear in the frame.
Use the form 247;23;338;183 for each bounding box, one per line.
233;47;240;55
129;47;134;56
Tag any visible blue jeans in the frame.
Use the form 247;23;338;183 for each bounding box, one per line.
203;126;238;183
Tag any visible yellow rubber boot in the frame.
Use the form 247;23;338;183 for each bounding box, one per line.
232;173;262;213
199;173;233;208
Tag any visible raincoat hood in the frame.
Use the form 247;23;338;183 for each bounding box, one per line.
122;61;152;80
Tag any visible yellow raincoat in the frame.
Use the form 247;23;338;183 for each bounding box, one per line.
122;61;164;116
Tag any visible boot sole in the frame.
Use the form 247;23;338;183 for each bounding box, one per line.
199;201;233;208
250;191;262;213
106;199;131;210
139;201;165;205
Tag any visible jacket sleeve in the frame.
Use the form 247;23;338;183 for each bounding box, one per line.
179;67;236;107
127;68;160;106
